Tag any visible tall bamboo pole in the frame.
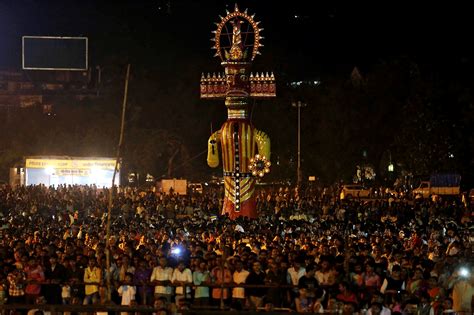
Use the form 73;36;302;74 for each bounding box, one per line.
105;64;131;302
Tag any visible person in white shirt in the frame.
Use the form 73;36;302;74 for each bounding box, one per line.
150;257;174;302
366;292;391;315
287;260;306;299
232;260;249;309
171;261;192;305
193;260;210;306
315;257;336;287
118;273;136;315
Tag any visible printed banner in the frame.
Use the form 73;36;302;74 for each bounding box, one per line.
25;158;118;170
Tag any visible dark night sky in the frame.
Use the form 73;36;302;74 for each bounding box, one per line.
1;1;472;74
1;1;473;182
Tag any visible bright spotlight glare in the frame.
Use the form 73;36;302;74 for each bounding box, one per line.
459;267;470;278
171;247;181;255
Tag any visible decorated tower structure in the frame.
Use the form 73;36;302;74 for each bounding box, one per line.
200;5;276;219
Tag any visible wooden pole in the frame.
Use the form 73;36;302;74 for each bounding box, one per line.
105;64;131;302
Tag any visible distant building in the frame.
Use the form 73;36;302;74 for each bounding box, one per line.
0;69;97;116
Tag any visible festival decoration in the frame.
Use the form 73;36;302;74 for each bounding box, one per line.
201;5;275;219
249;154;271;178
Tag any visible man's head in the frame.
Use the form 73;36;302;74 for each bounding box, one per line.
124;272;133;283
298;287;308;297
443;297;453;310
391;264;401;275
49;254;58;265
343;303;356;315
35;296;47;305
371;292;384;304
177;261;186;272
154;297;167;309
159;257;168;268
305;264;315;277
370;302;382;315
235;260;243;272
28;256;37;267
88;258;97;268
252;261;261;273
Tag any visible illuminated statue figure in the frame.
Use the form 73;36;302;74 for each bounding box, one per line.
200;5;276;219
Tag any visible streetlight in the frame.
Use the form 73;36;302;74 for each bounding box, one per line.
291;100;307;188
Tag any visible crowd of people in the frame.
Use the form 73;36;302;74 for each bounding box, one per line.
0;183;473;315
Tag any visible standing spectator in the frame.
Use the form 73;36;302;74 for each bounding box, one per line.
350;262;364;288
245;261;266;309
406;267;425;296
265;262;286;307
24;257;45;304
211;258;232;306
119;256;135;282
426;275;444;302
447;265;474;314
192;260;210;306
336;281;357;304
133;259;152;305
380;265;405;294
287;259;306;302
315;257;336;287
232;260;249;309
417;292;433;315
7;267;26;304
363;262;381;292
171;261;192;305
298;264;318;298
150;257;174;303
63;256;84;304
437;297;454;315
369;302;383;315
367;292;391;315
83;258;101;305
118;273;136;315
44;254;66;305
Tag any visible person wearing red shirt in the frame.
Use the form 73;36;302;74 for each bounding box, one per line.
336;281;358;304
24;257;45;304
